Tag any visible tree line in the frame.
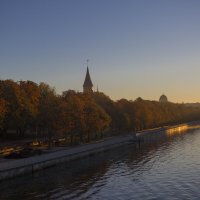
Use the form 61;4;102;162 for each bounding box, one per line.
0;80;200;145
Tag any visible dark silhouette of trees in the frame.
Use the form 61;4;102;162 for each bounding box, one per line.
0;79;200;145
0;99;7;134
60;91;111;143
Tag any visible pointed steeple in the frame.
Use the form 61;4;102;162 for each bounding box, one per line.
97;85;99;93
83;67;93;93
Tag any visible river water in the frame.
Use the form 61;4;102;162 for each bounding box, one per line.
1;128;200;200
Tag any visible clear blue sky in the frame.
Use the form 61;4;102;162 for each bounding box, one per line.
1;0;200;102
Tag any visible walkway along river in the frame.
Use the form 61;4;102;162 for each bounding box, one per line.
1;123;200;199
0;122;199;182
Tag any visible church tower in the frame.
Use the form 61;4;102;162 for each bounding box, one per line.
83;67;93;93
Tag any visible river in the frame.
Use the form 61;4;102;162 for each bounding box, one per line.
1;128;200;200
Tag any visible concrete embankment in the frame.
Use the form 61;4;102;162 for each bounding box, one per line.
0;134;135;181
137;122;200;138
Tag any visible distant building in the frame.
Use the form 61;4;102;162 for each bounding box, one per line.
83;67;93;93
159;94;168;103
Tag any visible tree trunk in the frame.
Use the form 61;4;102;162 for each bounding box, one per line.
79;132;83;143
95;132;98;140
70;134;73;144
87;132;90;142
48;129;53;149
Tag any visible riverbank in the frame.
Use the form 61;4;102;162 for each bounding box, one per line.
0;134;136;181
0;122;199;181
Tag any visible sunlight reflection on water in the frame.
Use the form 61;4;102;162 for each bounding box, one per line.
1;129;200;200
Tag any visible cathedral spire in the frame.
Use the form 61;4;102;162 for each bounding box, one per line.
97;85;99;93
83;66;93;93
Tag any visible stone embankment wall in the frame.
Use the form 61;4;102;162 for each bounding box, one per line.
136;122;200;144
0;134;135;181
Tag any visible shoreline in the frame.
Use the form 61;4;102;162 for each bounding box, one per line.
0;134;135;181
0;122;199;181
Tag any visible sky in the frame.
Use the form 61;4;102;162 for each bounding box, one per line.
1;0;200;103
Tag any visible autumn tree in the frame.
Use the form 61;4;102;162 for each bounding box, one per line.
38;82;60;147
82;94;111;141
0;99;7;136
0;80;22;136
60;90;85;144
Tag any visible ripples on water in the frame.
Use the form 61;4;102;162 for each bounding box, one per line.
1;129;200;200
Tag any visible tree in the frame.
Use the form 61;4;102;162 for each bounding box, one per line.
82;96;111;141
58;92;81;144
38;82;59;147
0;80;22;136
0;99;7;135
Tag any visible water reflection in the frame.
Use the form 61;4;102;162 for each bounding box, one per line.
1;128;200;200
